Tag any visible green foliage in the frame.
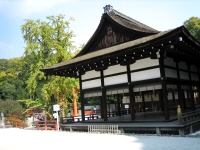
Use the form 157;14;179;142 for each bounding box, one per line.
87;95;116;105
106;95;117;104
87;97;101;105
0;99;25;117
184;17;200;42
21;14;79;116
0;58;29;100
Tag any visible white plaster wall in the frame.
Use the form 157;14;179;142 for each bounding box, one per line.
106;88;128;95
122;96;130;103
190;65;198;72
130;58;159;71
178;61;188;70
181;85;189;90
82;79;101;89
179;71;189;80
165;68;178;78
191;73;199;81
82;70;100;80
133;83;161;92
131;68;160;82
167;93;173;100
84;105;100;110
164;57;176;67
167;84;177;89
84;91;102;98
135;94;159;102
104;64;126;75
104;74;128;86
135;95;143;102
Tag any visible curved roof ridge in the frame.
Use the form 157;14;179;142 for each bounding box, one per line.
110;9;158;32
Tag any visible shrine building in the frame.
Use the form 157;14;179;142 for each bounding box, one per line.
41;5;200;122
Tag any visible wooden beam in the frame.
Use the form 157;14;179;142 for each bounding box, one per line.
126;64;135;120
100;70;107;121
188;64;195;111
159;52;170;120
79;75;85;121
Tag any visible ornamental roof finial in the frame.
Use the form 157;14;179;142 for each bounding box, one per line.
103;5;113;13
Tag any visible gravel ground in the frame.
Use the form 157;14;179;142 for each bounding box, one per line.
0;128;200;150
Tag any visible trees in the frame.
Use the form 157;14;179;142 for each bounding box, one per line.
21;14;79;117
0;99;25;117
0;58;29;100
184;17;200;42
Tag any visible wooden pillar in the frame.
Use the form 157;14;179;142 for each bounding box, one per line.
142;91;145;112
188;64;195;111
79;75;85;121
183;90;186;111
129;84;135;120
127;64;135;120
102;88;107;121
159;53;170;120
32;108;35;130
175;61;185;112
197;67;200;104
44;108;47;130
100;96;104;118
151;94;154;111
159;90;164;111
72;100;78;116
101;70;107;121
117;94;121;116
172;91;175;104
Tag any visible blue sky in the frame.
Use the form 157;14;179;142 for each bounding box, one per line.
0;0;200;59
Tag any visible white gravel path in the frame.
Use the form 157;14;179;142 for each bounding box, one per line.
0;128;200;150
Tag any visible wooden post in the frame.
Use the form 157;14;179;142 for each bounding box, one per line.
175;60;185;112
101;70;107;121
117;94;121;116
73;88;79;117
177;105;183;124
127;64;135;120
159;90;164;111
159;52;170;120
73;97;78;116
129;84;135;120
45;109;47;130
79;75;85;121
151;94;154;111
142;91;145;112
172;91;175;104
102;88;107;121
32;108;35;130
100;96;104;118
188;64;195;111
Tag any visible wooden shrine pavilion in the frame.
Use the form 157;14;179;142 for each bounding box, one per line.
41;5;200;123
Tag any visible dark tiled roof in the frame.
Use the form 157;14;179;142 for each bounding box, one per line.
109;9;159;33
75;6;159;57
41;29;173;71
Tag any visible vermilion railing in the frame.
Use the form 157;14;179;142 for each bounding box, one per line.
36;120;58;130
9;119;25;129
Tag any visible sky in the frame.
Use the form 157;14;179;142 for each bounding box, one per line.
0;0;200;59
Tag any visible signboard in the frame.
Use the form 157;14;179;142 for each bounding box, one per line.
53;104;60;111
125;104;129;109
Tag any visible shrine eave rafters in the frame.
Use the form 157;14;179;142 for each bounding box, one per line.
40;26;200;78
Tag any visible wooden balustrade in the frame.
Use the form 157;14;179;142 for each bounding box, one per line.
181;110;200;124
36;120;58;130
9;119;24;129
61;114;101;124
